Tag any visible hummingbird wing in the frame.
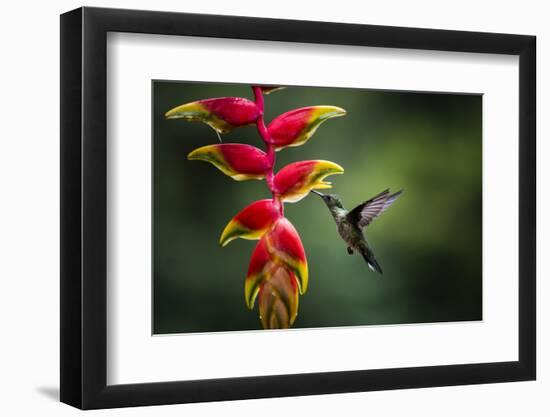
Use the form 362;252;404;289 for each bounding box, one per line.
347;189;402;229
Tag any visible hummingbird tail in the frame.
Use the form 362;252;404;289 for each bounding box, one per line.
360;247;383;274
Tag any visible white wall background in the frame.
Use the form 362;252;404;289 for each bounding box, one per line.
0;0;546;415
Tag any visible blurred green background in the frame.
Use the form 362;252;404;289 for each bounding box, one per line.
153;81;482;334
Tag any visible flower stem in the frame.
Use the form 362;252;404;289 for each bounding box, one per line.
252;86;283;215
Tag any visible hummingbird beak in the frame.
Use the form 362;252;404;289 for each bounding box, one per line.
310;189;325;197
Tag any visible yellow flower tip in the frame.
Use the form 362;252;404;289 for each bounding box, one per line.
314;181;333;190
309;161;344;191
164;108;178;119
314;105;347;120
296;259;309;293
339;107;348;116
186;151;200;161
246;297;256;310
187;145;215;161
219;221;238;247
244;280;260;310
315;160;345;175
165;102;205;120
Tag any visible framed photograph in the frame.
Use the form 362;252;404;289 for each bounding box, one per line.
60;6;536;409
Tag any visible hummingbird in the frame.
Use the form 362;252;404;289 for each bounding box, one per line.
311;189;402;274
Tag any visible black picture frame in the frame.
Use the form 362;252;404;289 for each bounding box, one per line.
60;6;536;410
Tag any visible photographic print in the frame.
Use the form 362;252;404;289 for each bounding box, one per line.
153;81;482;333
60;9;536;407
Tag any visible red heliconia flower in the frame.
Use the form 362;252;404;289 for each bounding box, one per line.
187;144;270;181
175;84;347;330
244;237;272;309
219;199;281;246
257;266;299;329
264;218;308;292
267;105;346;150
244;218;308;314
165;97;261;134
274;160;344;203
244;242;299;329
